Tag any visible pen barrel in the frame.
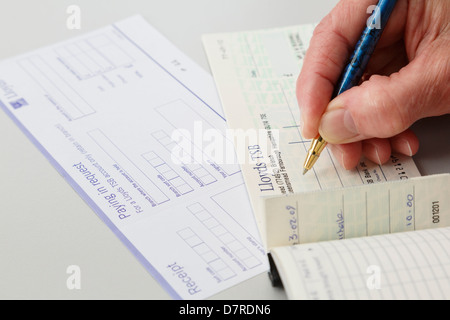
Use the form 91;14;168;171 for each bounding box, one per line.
333;0;398;98
303;0;397;174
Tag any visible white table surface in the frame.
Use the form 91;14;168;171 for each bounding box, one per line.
1;0;448;300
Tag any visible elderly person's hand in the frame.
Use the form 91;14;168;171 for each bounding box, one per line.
297;0;450;169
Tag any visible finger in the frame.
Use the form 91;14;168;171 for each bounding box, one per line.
389;129;420;156
328;142;362;170
297;0;379;139
365;40;408;77
318;43;450;144
370;0;407;49
330;131;418;170
362;138;392;165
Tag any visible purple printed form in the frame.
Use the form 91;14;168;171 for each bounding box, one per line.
0;15;267;299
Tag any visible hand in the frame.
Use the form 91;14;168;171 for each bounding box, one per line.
297;0;450;169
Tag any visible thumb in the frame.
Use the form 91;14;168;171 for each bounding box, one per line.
318;51;449;144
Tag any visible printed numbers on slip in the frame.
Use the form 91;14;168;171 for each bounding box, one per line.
432;201;440;224
390;155;409;180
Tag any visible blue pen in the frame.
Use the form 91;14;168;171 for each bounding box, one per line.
303;0;398;175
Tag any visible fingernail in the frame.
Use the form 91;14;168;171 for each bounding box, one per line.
328;144;350;170
319;108;358;143
404;139;413;157
299;110;313;139
374;147;382;165
299;113;305;135
363;142;382;165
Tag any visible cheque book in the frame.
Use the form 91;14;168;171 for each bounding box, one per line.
202;23;449;299
202;24;422;248
264;174;450;300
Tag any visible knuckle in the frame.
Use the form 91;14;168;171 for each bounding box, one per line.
355;77;411;138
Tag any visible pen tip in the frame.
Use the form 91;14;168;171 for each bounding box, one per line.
302;168;308;175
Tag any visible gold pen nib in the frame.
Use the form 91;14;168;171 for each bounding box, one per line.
302;135;328;174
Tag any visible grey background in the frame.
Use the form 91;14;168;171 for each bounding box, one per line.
0;0;448;299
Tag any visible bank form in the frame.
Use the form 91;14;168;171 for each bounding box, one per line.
0;16;267;299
